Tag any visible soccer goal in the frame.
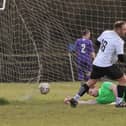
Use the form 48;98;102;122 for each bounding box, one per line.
0;0;126;82
0;0;6;10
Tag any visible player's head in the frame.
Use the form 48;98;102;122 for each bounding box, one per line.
82;29;91;39
114;21;126;37
88;87;98;97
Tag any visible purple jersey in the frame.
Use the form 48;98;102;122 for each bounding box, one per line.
75;38;94;63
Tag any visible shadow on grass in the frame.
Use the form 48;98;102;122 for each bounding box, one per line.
0;98;10;105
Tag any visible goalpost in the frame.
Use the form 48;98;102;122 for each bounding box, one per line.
0;0;6;10
0;0;126;82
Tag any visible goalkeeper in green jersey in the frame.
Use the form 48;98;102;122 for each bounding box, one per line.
64;81;126;106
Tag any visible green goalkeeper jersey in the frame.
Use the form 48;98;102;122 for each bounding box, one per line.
96;82;116;104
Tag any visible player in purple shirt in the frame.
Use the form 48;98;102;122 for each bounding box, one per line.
75;29;95;81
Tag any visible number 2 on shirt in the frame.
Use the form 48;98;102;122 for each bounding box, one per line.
81;44;86;53
100;39;108;52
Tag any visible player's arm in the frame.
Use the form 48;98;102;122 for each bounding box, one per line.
109;84;118;97
89;40;96;59
78;99;97;105
116;40;125;63
74;39;79;52
68;43;76;53
91;52;95;59
95;40;101;48
118;54;126;63
64;96;97;105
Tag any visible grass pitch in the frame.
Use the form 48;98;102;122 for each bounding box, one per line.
0;82;126;126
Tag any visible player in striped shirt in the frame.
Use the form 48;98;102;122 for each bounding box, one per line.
75;29;95;81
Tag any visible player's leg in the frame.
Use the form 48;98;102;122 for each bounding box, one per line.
83;62;92;81
116;76;126;107
77;66;84;81
70;65;104;107
115;84;126;107
106;64;126;106
124;87;126;102
77;60;84;81
84;71;91;82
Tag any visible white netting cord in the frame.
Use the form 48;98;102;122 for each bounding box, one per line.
13;0;42;83
0;0;126;82
0;0;6;10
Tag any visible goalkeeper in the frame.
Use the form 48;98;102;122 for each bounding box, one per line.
64;81;126;106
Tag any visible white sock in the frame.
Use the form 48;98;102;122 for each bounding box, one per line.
73;94;80;101
116;97;123;104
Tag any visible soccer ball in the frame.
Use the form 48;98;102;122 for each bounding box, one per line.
39;83;50;95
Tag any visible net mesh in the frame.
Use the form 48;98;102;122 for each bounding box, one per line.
0;0;126;82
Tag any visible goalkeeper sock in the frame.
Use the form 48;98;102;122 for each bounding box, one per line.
73;83;89;101
117;85;126;97
116;85;126;104
116;97;123;104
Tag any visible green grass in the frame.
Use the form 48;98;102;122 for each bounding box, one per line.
0;82;126;126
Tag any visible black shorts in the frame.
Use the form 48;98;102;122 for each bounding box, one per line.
91;64;123;80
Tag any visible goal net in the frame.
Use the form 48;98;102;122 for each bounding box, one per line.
0;0;126;82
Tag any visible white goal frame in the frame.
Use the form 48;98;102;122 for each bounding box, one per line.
0;0;6;10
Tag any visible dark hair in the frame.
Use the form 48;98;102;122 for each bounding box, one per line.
82;29;90;36
113;21;126;29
